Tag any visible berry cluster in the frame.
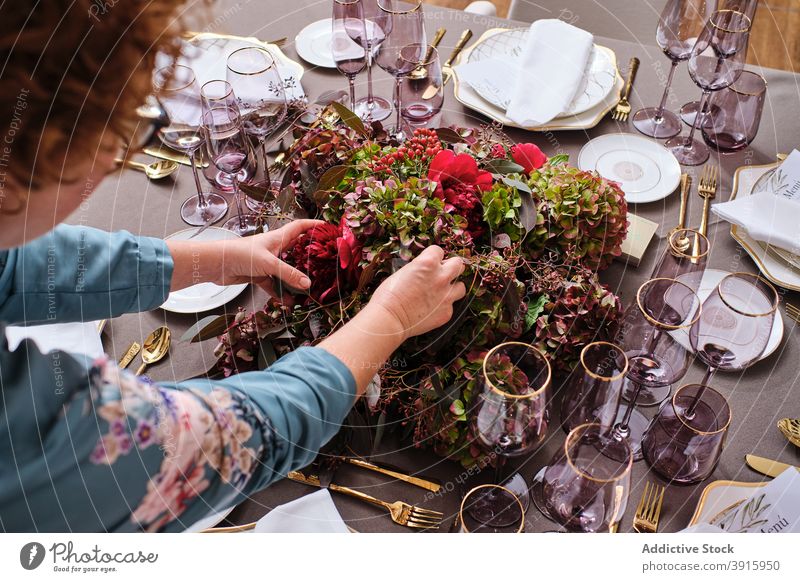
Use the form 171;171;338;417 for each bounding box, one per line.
369;128;443;174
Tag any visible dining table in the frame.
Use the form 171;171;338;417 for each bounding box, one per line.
71;0;800;532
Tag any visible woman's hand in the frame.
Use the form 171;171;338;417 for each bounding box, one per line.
364;245;467;342
166;220;322;296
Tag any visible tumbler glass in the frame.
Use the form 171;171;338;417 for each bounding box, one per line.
702;70;767;151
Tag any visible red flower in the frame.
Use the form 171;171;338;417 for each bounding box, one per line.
427;150;493;239
490;144;507;159
289;221;362;302
511;143;547;174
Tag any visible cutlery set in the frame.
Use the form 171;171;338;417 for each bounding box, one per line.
117;326;171;375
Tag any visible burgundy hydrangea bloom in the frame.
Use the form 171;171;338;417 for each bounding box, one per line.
427;150;493;240
289;222;362;302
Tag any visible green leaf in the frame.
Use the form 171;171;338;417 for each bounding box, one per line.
435;127;464;144
371;410;388;456
239;182;276;203
330;101;368;137
501;176;532;194
256;340;278;370
525;295;548;332
316;164;349;192
518;190;538;233
181;314;231;343
483;158;525;175
548;153;569;166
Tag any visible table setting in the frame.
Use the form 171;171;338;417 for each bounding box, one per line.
55;0;800;534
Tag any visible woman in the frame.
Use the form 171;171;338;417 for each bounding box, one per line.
0;1;465;531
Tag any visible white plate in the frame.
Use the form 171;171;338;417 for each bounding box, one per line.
670;268;784;360
689;479;768;526
577;133;681;204
452;28;623;132
295;19;336;68
729;162;800;291
161;227;248;314
465;29;617;118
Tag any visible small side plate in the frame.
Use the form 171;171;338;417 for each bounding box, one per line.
295;18;336;68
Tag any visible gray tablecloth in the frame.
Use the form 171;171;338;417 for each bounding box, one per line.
72;0;800;532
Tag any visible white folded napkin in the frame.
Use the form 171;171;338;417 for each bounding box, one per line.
5;321;105;360
711;192;800;255
507;20;594;126
254;490;350;533
681;468;800;533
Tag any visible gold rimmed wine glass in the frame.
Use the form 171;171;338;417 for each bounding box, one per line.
458;484;525;533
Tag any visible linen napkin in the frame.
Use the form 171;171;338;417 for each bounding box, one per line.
506;20;594;126
711;150;800;254
682;468;800;533
254;490;350;533
5;321;105;360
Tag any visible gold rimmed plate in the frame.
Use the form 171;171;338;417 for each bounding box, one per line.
452;28;622;132
729;161;800;292
689;479;768;527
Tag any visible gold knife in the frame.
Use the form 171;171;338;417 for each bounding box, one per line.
118;342;142;369
745;454;799;478
143;145;208;169
342;457;441;492
441;29;473;87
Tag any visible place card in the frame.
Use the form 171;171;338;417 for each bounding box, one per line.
756;149;800;200
617;213;659;267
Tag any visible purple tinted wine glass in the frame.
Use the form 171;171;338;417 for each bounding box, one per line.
399;44;443;127
633;0;711;139
458;484;526;533
532;423;632;532
469;342;551;524
642;383;731;484
375;0;426;140
561;341;629;433
154;65;228;227
200;80;259;237
611;278;701;460
680;0;759;125
666;9;752;165
333;0;368;110
702;70;766;151
348;0;392;122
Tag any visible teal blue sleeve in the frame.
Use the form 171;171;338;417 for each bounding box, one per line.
0;225;173;325
0;343;356;532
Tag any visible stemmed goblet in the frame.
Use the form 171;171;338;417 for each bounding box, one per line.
332;0;368;110
531;423;632;533
200;80;259;236
348;0;392;121
469;342;551;524
665;9;752;165
688;272;778;414
375;0;426;139
680;0;759;125
226;46;287;212
611;278;702;459
153;65;228;226
632;0;712;139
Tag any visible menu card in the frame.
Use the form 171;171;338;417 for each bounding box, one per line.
754;149;800;200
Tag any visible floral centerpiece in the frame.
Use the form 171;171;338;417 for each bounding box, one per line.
213;110;628;466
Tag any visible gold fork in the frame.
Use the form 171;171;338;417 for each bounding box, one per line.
785;303;800;324
633;482;666;533
611;57;640;122
287;471;442;530
697;164;719;237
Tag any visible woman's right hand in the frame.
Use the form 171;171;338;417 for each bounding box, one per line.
367;246;467;342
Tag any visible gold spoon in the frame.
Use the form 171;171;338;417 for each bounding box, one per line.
136;326;172;375
778;418;800;448
409;27;446;81
116;158;179;180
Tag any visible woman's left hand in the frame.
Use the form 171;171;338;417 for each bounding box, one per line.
215;219;322;296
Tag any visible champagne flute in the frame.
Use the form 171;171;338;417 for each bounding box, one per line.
375;0;426;139
632;0;712;139
665;9;752;165
153;65;228;226
680;0;759;125
226;46;287;213
349;0;392;121
200;80;259;236
611;278;702;459
469;342;551;523
333;0;368;110
687;272;778;417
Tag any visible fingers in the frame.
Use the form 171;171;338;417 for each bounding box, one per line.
418;244;445;263
271;256;312;290
270;219;325;253
447;281;467;303
441;256;466;281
